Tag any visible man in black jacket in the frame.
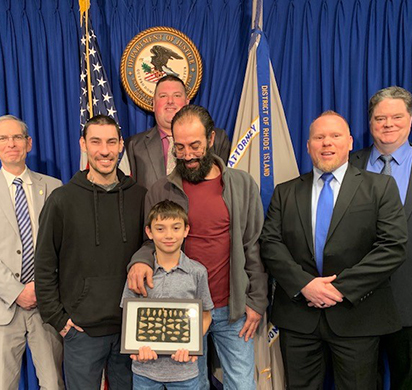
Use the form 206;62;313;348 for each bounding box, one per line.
35;115;146;389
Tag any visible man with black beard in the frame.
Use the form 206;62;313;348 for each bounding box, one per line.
127;105;268;390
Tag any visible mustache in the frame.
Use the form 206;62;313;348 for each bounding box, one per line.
176;157;202;165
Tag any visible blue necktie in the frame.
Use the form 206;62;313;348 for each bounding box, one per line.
315;173;334;276
13;178;35;284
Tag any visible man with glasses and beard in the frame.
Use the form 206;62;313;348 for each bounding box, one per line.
127;105;268;390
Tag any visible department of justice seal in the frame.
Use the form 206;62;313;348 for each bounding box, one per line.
120;27;203;112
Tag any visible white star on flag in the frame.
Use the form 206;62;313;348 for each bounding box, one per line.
97;77;107;87
107;107;117;117
93;62;102;73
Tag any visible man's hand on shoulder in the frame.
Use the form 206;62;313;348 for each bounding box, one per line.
16;281;37;310
302;275;343;308
238;305;262;342
127;263;153;296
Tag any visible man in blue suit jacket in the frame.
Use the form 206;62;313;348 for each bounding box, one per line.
0;115;63;389
350;86;412;390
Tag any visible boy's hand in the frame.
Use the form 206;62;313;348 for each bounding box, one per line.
171;349;197;363
131;346;158;362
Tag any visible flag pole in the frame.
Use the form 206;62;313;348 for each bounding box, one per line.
80;0;94;118
230;0;298;385
84;8;93;117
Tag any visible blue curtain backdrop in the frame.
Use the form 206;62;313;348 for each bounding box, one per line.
0;0;411;388
1;0;411;184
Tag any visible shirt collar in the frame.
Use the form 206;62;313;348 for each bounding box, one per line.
370;141;412;166
2;166;31;188
313;161;348;185
153;251;190;275
158;127;171;140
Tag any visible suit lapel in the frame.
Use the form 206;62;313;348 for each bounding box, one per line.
144;126;165;181
350;147;372;169
29;170;46;219
327;165;362;241
0;171;20;237
296;172;314;255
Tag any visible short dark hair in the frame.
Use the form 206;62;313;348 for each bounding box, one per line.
82;115;121;139
146;200;189;228
171;105;214;141
154;75;187;97
0;115;29;137
368;86;412;120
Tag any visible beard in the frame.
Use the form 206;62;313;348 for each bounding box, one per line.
312;157;344;173
175;147;215;183
88;157;117;177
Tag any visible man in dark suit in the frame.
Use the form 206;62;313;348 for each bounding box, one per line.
350;86;412;389
124;75;231;190
0;115;63;389
261;111;407;389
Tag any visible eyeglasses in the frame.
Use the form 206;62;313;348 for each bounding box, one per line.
173;145;206;159
0;135;28;144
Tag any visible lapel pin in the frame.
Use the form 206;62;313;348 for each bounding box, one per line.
39;190;44;195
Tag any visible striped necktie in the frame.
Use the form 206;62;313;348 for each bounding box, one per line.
13;178;35;284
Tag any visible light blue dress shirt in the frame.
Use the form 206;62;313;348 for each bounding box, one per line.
366;141;412;204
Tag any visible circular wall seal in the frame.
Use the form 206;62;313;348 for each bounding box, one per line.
120;27;203;112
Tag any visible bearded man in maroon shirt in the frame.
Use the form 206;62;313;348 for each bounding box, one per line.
127;104;268;390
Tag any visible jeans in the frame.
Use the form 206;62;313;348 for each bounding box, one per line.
133;373;199;389
198;306;255;390
63;329;132;389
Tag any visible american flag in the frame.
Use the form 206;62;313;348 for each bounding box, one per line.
79;11;130;172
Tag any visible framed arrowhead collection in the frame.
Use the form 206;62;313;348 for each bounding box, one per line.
121;298;203;355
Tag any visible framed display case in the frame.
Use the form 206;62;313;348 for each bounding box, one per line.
121;298;203;355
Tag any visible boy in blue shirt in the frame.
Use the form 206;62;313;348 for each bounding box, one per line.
122;200;213;389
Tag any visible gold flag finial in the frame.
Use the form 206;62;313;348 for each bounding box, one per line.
79;0;90;24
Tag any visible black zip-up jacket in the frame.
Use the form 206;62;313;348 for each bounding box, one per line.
35;169;146;336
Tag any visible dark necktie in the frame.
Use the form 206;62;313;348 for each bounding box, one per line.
379;155;393;176
315;173;334;276
13;178;35;284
